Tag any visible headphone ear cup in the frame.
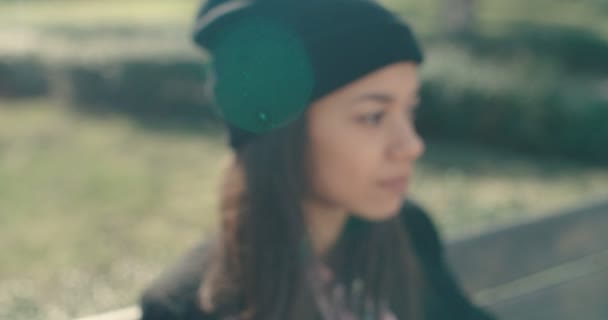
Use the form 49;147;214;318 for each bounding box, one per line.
209;15;315;134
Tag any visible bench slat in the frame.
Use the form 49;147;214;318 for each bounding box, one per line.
473;248;608;307
488;268;608;320
446;199;608;293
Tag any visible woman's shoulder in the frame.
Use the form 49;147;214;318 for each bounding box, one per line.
140;237;218;320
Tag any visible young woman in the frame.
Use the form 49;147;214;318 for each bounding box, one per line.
140;0;497;319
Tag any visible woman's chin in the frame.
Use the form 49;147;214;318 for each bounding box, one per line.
355;203;403;222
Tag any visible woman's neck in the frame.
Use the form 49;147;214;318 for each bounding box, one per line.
302;199;350;260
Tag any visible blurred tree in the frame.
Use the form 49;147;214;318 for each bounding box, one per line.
440;0;477;35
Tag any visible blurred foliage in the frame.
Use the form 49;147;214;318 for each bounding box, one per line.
0;56;49;97
1;0;608;163
417;42;608;164
433;23;608;75
68;60;218;121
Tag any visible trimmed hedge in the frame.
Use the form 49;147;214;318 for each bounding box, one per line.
417;44;608;164
0;56;50;98
430;23;608;76
67;59;217;120
1;32;607;163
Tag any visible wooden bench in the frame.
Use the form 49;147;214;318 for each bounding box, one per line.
75;198;608;320
447;198;608;320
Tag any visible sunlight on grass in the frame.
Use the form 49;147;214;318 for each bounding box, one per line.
411;141;608;239
0;98;229;318
0;0;200;26
2;0;607;40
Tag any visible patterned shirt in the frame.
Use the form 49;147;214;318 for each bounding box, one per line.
308;259;398;320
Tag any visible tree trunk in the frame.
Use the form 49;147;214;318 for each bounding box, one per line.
441;0;476;35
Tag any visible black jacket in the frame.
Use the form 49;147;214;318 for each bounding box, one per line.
139;201;497;320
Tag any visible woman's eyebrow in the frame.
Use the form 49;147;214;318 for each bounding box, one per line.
352;93;393;104
350;92;420;106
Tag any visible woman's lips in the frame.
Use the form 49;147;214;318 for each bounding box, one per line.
377;177;409;194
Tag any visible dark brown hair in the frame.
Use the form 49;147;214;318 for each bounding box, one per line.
198;112;428;320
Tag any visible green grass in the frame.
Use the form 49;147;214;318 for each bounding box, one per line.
0;0;200;26
411;142;608;239
0;0;201;61
0;98;227;319
1;98;608;319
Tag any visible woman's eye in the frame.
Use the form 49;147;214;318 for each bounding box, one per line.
358;107;417;126
359;112;384;125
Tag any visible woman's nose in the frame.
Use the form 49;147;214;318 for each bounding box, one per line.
388;122;425;162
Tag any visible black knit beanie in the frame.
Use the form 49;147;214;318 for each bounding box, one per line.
192;0;424;151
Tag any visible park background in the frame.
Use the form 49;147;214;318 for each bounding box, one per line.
1;0;608;319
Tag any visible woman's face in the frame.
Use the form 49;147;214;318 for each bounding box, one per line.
305;62;424;221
